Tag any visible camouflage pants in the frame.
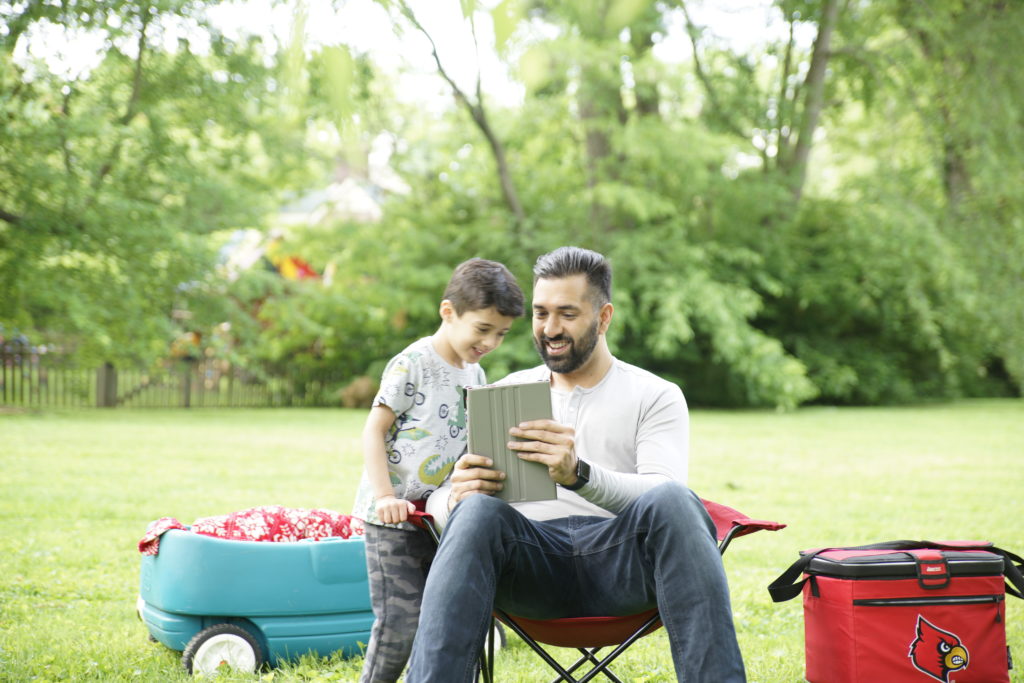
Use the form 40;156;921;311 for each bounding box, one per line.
360;523;435;683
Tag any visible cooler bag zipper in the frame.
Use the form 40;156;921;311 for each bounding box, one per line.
853;594;1004;622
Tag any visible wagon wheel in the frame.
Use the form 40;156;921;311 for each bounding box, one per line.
182;623;265;675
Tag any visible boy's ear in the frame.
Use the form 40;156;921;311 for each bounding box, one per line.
439;299;456;322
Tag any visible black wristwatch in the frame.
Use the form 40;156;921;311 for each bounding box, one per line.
562;457;591;491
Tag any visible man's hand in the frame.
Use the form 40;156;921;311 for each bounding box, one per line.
448;453;506;510
508;419;577;486
375;495;416;525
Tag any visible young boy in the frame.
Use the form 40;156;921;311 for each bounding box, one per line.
352;258;524;683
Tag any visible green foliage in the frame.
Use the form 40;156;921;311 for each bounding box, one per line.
751;196;1011;404
802;0;1024;399
899;1;1024;393
231;23;801;409
241;223;428;386
0;3;321;364
955;195;1024;391
4;0;1022;407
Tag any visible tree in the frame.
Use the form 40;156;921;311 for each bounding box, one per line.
5;0;1018;408
0;1;320;362
882;0;1024;387
366;0;819;408
384;0;527;238
365;0;1020;405
800;0;1024;396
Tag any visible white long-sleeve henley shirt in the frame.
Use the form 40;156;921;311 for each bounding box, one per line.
425;359;689;528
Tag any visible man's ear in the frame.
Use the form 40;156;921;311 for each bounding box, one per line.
598;302;614;334
439;299;456;322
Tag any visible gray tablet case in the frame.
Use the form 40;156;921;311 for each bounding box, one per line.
465;380;557;503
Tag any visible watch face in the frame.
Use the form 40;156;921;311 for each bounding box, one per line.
562;459;591;491
577;459;591;483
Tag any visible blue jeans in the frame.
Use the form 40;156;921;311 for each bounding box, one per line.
405;482;746;682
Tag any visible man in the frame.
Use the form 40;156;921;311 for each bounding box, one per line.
406;247;746;682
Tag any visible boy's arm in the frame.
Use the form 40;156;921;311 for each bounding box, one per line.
362;404;415;524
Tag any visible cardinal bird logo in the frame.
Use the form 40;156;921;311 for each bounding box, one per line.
909;615;969;682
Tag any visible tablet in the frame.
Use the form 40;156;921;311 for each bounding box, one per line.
465;380;557;502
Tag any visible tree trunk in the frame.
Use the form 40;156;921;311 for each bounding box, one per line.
629;9;662;118
578;59;626;238
400;2;526;236
898;2;976;215
787;0;841;201
942;133;971;213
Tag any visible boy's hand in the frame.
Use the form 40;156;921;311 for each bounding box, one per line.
508;419;577;486
375;495;416;524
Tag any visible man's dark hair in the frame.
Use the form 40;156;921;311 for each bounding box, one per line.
443;258;525;318
533;246;612;307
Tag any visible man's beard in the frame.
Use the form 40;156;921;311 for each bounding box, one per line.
534;319;600;374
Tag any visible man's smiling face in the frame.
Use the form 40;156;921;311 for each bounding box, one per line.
531;274;601;375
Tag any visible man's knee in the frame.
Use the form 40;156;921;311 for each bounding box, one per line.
638;480;697;512
446;493;513;537
637;481;715;539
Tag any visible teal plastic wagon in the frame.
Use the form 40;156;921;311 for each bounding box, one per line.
137;528;373;674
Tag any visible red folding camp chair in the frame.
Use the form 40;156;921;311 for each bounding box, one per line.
412;499;784;683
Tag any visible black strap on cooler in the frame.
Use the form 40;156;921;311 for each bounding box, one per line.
768;540;1024;603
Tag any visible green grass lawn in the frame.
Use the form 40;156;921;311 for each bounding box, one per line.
1;400;1022;682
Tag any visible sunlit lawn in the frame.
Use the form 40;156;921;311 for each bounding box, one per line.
1;400;1021;681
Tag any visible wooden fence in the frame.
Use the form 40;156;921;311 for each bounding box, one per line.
0;343;343;409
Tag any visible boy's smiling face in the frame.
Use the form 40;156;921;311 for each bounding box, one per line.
438;303;515;368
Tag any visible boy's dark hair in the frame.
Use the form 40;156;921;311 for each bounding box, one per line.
444;258;525;318
533;246;612;307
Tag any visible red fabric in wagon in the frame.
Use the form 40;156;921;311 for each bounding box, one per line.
138;505;364;556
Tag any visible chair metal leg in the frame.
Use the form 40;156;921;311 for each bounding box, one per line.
571;613;660;683
497;609;581;681
557;648;602;683
552;648;597;683
477;617;496;683
497;608;660;683
551;648;626;683
717;523;748;555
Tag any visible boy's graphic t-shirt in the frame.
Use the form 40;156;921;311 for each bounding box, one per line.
352;336;486;529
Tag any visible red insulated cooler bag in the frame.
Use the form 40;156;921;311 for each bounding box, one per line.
769;540;1024;683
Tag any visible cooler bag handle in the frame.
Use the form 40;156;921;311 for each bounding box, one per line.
768;546;831;603
768;540;1024;603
